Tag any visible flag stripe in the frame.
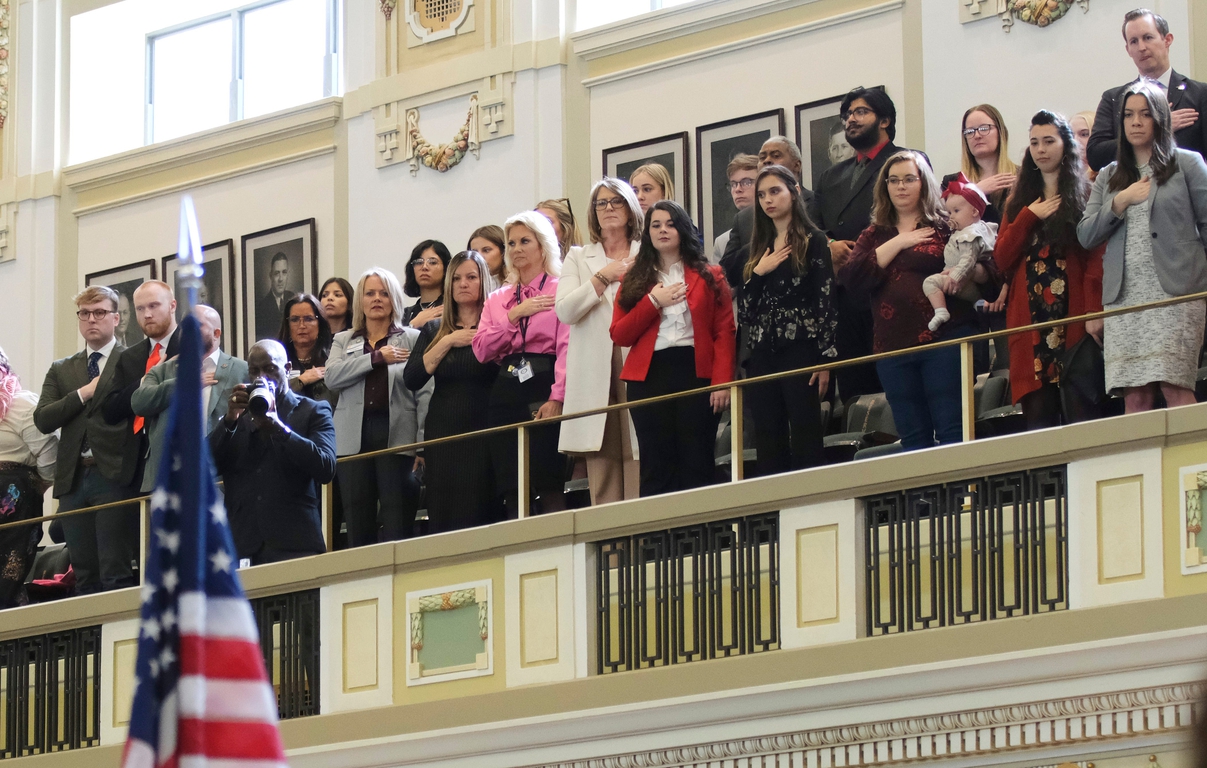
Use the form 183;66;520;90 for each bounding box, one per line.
178;593;259;642
177;677;280;721
179;635;271;681
122;739;155;768
178;720;285;760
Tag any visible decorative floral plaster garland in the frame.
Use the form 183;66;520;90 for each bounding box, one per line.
0;0;9;129
405;94;480;175
380;0;397;21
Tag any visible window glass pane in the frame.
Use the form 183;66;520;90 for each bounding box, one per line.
151;17;234;144
242;0;327;120
575;0;651;31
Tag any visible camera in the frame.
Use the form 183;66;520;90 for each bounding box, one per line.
247;377;277;417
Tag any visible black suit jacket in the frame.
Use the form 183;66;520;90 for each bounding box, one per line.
1087;70;1207;171
208;388;336;559
34;344;139;496
719;185;815;290
255;290;296;341
808;141;905;243
102;326;182;427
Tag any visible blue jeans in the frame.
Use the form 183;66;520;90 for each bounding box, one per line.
876;344;964;451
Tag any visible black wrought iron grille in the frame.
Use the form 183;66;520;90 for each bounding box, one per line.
0;625;101;758
865;465;1068;636
596;512;779;674
249;589;320;719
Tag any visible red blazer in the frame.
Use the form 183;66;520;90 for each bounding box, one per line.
610;264;735;385
994;207;1104;405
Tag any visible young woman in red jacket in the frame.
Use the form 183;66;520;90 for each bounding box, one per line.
995;110;1103;429
610;200;735;497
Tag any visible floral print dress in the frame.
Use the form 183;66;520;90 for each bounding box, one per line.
1026;242;1070;384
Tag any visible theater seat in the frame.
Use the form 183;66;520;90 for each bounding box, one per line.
822;393;898;464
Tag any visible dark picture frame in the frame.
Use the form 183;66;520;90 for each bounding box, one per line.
695;109;785;249
84;260;158;349
602;132;690;212
794;87;885;192
241;219;318;353
162;240;237;355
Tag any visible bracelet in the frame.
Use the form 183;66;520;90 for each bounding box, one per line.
594;271;610;286
648;293;661;309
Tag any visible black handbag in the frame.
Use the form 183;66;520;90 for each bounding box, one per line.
1059;334;1107;423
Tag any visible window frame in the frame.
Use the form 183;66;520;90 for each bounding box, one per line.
144;0;339;146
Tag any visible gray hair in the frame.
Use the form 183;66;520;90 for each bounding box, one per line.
503;211;562;283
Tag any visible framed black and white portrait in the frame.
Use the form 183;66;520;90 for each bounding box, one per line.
85;260;158;350
794;87;885;191
241;219;317;352
695;109;785;249
602;132;690;211
162;240;236;355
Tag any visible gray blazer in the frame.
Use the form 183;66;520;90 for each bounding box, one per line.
131;352;249;491
1078;148;1207;304
325;328;432;457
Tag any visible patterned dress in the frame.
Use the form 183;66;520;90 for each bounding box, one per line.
1103;165;1206;391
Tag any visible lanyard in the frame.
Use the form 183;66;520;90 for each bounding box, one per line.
514;273;548;355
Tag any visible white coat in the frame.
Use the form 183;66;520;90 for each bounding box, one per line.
555;241;641;455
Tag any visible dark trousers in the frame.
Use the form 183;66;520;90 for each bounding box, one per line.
626;347;719;497
58;464;138;594
876;344;964;451
747;342;825;476
488;357;563;519
338;413;419;547
834;287;882;402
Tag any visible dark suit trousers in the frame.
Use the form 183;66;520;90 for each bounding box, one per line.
58;464;138;594
834;286;882;402
746;341;825;476
338;412;419;546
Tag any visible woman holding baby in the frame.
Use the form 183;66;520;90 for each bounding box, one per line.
996;110;1103;430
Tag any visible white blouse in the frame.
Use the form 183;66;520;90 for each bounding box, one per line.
653;261;695;351
0;391;58;482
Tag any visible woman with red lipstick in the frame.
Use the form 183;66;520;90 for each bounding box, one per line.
737;164;838;475
611;200;734;497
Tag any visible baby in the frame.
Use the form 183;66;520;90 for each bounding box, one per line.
925;177;998;332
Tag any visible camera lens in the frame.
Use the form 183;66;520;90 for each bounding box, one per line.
248;377;275;416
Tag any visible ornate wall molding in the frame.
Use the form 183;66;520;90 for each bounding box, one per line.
532;684;1202;768
374;75;511;171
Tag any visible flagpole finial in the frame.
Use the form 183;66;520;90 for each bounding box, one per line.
176;196;204;315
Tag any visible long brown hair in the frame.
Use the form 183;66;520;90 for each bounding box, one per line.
745;164;815;282
618;201;718;310
431;251;489;346
870;151;944;229
1003;111;1089;247
467;225;506;282
1108;78;1178;191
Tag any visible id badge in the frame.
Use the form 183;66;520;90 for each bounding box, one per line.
516;359;534;382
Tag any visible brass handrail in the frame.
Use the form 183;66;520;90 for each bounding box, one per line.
3;286;1206;537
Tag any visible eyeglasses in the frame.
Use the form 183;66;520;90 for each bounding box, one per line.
885;175;921;187
729;178;755;190
840;106;875;122
76;309;116;321
962;124;997;137
288;315;319;324
593;197;625;211
410;258;442;268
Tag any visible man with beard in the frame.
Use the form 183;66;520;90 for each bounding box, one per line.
102;280;181;491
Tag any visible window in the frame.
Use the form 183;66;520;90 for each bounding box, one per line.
574;0;698;32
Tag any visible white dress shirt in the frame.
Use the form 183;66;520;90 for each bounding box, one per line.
652;260;695;351
1155;68;1172;91
201;347;221;418
0;391;58;482
77;336;118;403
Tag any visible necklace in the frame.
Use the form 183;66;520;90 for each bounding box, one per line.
418;296;441;311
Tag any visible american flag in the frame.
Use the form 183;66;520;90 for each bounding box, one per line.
122;315;287;768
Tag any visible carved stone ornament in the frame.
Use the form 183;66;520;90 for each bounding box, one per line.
998;0;1089;32
407;0;474;44
380;0;397;20
0;0;10;129
530;683;1202;768
403;94;480;176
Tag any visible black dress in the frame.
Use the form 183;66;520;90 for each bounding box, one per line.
404;321;500;532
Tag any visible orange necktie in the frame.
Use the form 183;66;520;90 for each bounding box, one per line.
132;343;161;433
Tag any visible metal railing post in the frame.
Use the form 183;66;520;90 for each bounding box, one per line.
516;424;530;519
960;340;976;443
730;385;744;482
321;481;333;552
140;497;151;571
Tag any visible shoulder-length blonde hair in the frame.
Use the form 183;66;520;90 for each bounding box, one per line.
351;267;407;335
431;251;489;346
870;151;945;229
503;211;562;284
629;163;674;200
535;199;582;257
586;177;643;244
960;104;1018;181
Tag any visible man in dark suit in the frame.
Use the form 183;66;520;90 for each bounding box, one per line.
255;252;297;341
34;286;140;594
1086;8;1206;171
807;87;910;401
209;339;335;565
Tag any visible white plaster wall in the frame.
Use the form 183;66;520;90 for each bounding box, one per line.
1;198;58;386
919;0;1191;178
346;66;565;281
342;0;376;92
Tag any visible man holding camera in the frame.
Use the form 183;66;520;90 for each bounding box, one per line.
209;339;335;565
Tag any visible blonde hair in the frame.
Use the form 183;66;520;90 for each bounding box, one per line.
1073;110;1095;131
133;279;174;300
535;199;582;257
586;177;643;244
503;211;562;284
629;163;674;200
74;285;120;312
351;267;407;335
960;104;1018;181
870;151;945;229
